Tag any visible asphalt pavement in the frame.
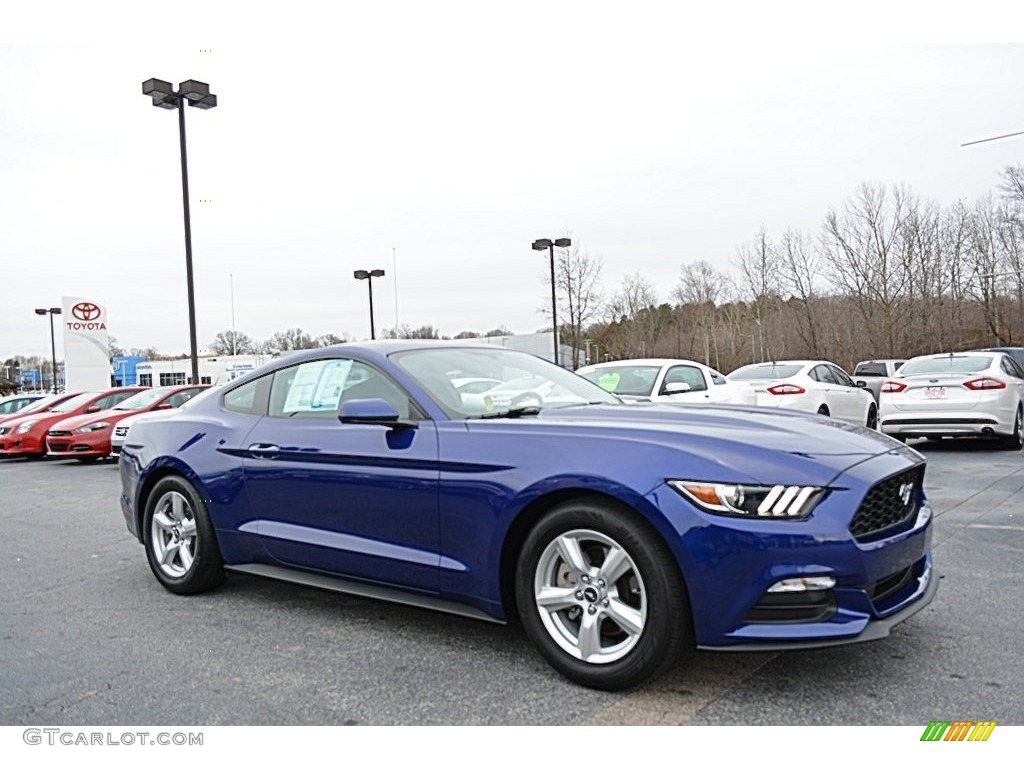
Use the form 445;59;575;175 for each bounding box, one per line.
1;440;1022;725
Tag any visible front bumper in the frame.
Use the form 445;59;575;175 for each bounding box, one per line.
46;430;113;458
645;450;936;649
703;557;937;651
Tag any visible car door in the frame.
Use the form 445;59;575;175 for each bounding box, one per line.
241;356;441;591
999;356;1024;411
827;364;869;425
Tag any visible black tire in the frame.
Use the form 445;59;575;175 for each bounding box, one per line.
143;475;225;594
1001;407;1023;451
816;405;830;417
514;499;691;691
865;405;878;430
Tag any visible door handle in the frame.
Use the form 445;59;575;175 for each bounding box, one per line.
248;443;280;458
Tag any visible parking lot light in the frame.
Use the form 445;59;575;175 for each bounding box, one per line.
141;76;218;386
33;307;62;393
532;237;571;366
354;269;386;340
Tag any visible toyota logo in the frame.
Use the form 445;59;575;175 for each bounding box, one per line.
72;302;101;321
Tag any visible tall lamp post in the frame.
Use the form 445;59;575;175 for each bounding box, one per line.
141;78;218;386
354;269;386;340
531;237;572;366
34;307;61;392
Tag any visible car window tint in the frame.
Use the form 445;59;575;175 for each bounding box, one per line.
829;366;854;387
269;359;416;420
223;375;271;415
97;391;136;410
663;365;707;393
812;365;836;384
854;363;887;377
1000;357;1024;379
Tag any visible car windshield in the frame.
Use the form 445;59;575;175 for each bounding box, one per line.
390;347;619;418
900;355;992;375
112;387;175;410
48;392;98;412
577;365;661;396
729;363;805;381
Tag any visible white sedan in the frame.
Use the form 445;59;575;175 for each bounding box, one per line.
728;360;877;428
878;351;1024;448
576;359;755;405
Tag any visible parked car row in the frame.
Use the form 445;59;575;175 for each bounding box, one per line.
0;385;208;462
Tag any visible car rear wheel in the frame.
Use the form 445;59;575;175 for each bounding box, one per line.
143;476;225;594
816;405;830;417
866;405;878;430
514;499;691;691
1002;407;1023;451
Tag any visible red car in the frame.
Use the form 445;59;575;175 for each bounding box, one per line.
0;392;81;427
0;388;145;459
45;385;208;462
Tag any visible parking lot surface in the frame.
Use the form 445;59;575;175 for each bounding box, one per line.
2;441;1022;725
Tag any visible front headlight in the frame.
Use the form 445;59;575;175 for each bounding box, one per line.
668;480;826;519
16;420;38;434
75;422;111;434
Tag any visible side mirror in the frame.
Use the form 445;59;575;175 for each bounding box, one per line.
338;398;417;430
855;380;868;388
663;382;692;395
85;405;101;413
154;402;174;410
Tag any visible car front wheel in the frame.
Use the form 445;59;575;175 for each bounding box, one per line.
143;476;225;594
515;499;691;690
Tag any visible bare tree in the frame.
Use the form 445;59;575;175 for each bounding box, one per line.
821;182;914;357
674;260;724;366
735;227;780;362
777;229;822;357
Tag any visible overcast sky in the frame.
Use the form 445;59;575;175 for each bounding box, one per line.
3;4;1024;359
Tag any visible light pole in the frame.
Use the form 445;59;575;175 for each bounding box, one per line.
354;269;385;340
532;237;571;366
34;307;61;392
142;78;218;386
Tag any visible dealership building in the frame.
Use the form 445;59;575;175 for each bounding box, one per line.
134;354;273;386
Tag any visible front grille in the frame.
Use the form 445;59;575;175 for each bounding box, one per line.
48;443;70;452
849;465;925;542
48;429;73;437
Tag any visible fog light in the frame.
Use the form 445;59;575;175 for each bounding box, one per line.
767;576;836;593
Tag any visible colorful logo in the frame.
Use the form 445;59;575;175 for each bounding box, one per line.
920;721;997;741
72;302;102;321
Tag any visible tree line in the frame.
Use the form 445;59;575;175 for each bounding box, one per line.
557;166;1024;373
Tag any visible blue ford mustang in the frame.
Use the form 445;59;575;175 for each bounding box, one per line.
120;342;937;690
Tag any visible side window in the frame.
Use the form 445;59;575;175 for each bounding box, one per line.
830;366;855;387
268;359;418;420
1001;357;1024;379
96;391;135;410
812;365;836;384
663;365;708;393
223;375;272;415
164;389;202;408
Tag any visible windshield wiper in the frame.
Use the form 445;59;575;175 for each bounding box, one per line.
470;406;543;419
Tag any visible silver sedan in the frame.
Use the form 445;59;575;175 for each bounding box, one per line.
878;352;1024;448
